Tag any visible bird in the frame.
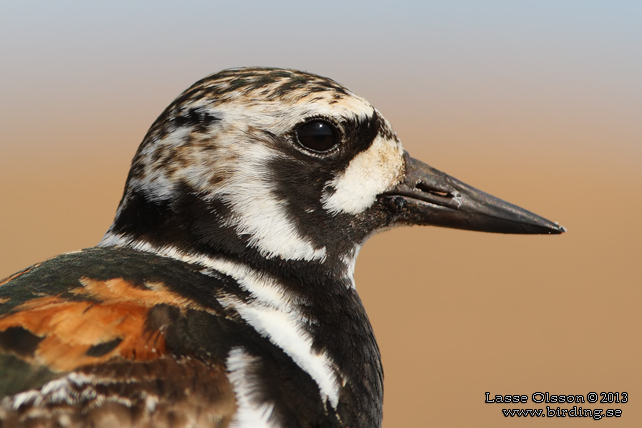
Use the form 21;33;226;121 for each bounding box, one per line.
0;67;565;428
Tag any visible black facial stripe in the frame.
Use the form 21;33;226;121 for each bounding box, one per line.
110;179;386;287
112;184;322;271
111;185;246;257
255;111;387;261
339;112;381;157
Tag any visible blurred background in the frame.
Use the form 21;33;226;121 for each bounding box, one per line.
1;1;640;426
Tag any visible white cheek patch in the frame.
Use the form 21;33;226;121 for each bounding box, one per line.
322;135;405;215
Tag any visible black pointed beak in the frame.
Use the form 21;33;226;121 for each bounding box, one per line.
381;152;565;234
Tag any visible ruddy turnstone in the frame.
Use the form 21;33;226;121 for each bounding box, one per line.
0;67;564;428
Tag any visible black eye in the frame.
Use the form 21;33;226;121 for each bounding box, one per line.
295;120;339;153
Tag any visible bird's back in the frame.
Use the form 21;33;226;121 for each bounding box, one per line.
0;246;381;427
0;247;239;427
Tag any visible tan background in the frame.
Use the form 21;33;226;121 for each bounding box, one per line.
1;2;640;426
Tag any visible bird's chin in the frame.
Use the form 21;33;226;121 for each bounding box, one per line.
379;152;566;235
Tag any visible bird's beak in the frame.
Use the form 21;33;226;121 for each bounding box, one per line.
381;152;565;234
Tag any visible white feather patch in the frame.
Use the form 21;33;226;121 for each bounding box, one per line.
227;347;278;428
4;372;96;410
322;135;404;215
221;300;339;409
206;261;341;409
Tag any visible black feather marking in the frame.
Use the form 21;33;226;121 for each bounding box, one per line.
172;107;220;131
0;326;43;357
85;338;123;357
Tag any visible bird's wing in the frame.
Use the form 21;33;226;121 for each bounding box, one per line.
0;248;238;427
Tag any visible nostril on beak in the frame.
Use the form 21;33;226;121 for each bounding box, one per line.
415;181;452;198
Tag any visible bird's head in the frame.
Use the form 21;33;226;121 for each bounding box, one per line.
101;67;564;277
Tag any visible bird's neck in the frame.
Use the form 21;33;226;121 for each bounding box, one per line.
98;235;384;426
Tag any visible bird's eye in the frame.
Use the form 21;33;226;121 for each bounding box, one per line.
295;120;339;153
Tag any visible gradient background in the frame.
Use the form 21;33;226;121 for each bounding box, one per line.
1;1;641;426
